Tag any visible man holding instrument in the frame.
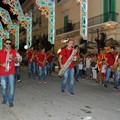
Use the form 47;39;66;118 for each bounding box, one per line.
104;46;119;89
0;39;17;107
58;39;76;95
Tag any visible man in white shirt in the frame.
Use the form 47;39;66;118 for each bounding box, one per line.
15;49;22;82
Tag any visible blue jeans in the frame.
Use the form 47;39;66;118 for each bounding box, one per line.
104;68;118;87
38;66;47;81
0;74;15;104
61;68;75;93
28;62;33;77
15;66;20;80
75;65;79;80
32;62;38;77
79;69;83;78
35;62;38;75
47;62;53;74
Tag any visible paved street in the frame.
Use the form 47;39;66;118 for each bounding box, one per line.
0;67;120;120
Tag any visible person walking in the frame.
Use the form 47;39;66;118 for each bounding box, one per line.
104;46;119;89
46;50;55;74
15;48;22;83
37;47;47;83
58;39;76;95
0;39;18;107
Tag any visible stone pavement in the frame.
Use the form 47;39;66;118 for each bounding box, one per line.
0;67;120;120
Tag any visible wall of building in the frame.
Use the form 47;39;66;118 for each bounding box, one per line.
20;0;48;44
56;0;80;30
20;0;120;53
88;0;103;18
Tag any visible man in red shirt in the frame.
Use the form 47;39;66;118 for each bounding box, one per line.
58;39;76;95
36;47;47;83
26;47;34;78
0;39;18;107
104;46;118;89
46;50;54;74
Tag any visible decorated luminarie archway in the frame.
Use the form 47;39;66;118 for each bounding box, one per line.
36;0;55;44
2;0;32;48
76;0;88;40
0;7;19;48
0;21;9;49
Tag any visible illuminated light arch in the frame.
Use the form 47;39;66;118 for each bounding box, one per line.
36;0;55;44
0;7;19;48
0;22;9;49
2;0;32;48
77;0;88;40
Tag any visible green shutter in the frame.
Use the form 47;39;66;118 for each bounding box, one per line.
64;15;68;32
111;0;116;21
103;0;109;22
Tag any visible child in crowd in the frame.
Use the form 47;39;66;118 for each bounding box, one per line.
100;59;107;84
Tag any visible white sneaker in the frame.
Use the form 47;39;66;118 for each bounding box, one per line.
17;80;21;83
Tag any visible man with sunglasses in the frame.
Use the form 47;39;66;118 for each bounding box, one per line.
0;39;18;107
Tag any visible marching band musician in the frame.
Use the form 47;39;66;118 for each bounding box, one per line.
26;47;35;79
58;39;76;95
46;50;55;74
36;47;47;84
26;47;33;78
32;48;38;79
104;46;119;89
0;39;18;107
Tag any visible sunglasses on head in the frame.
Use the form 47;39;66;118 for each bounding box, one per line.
5;43;11;45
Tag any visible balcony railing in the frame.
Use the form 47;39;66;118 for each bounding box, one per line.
56;12;119;35
88;12;118;26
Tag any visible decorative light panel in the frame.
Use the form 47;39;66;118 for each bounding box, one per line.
3;0;32;48
0;7;19;48
0;22;9;49
36;0;55;44
79;0;88;40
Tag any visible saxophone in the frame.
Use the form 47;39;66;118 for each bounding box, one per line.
43;55;47;66
30;53;34;62
58;49;77;77
5;50;10;72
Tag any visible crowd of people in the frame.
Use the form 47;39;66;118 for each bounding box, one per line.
58;39;120;95
0;38;120;108
26;46;55;83
73;45;120;89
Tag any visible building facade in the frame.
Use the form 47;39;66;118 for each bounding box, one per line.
20;0;48;46
55;0;120;53
21;0;120;53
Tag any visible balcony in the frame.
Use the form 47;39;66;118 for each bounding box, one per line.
88;12;119;27
56;12;119;35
